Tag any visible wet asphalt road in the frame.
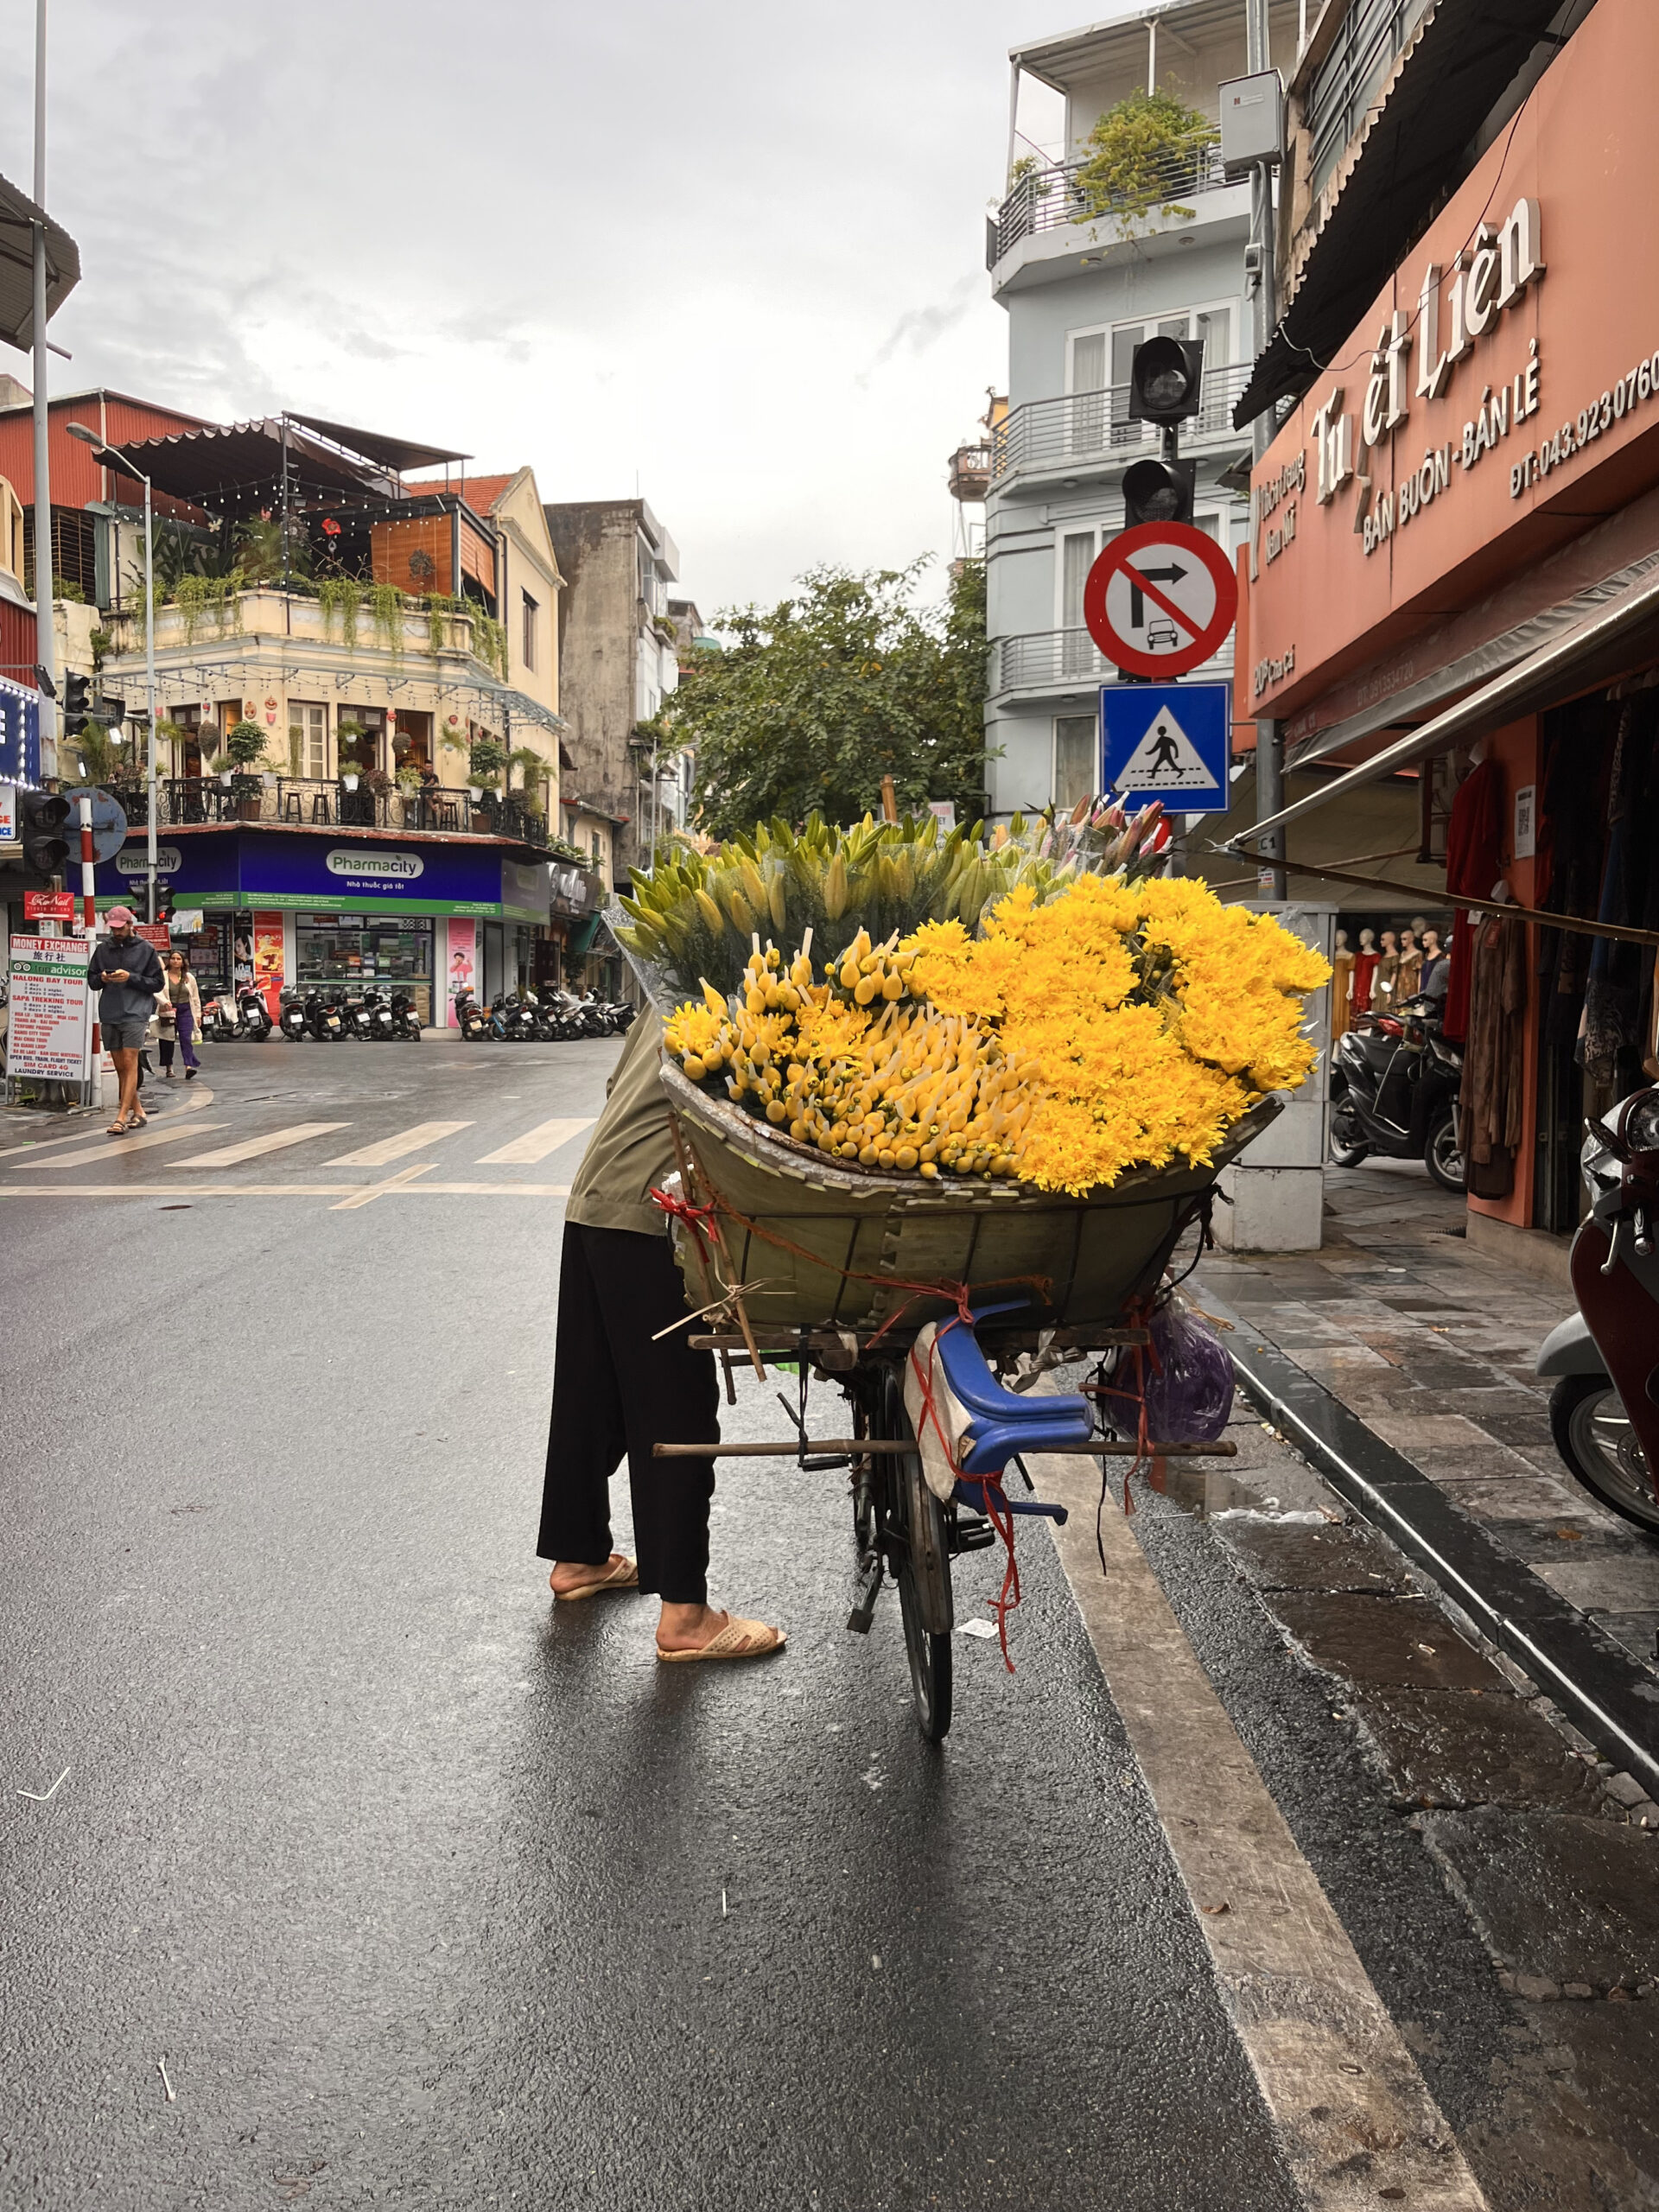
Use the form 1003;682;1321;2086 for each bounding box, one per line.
0;1040;1295;2209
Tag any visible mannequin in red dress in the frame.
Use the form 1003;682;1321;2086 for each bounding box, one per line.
1352;926;1381;1017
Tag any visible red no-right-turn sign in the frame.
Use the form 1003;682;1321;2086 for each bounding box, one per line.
1083;521;1238;679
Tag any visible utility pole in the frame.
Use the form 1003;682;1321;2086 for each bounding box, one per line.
31;0;57;781
1246;0;1287;899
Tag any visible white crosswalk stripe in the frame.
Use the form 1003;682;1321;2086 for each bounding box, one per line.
326;1121;474;1167
12;1122;230;1167
475;1116;594;1165
168;1123;350;1168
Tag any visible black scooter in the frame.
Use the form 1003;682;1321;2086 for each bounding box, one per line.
454;989;489;1041
237;986;274;1042
1329;993;1465;1192
390;990;423;1040
1537;1087;1659;1534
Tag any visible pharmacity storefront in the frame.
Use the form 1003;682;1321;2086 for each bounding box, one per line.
108;828;554;1027
1242;0;1659;1279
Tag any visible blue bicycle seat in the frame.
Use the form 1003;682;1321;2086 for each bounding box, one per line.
931;1319;1093;1477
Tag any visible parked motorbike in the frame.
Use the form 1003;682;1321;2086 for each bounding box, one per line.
279;987;309;1042
1329;993;1465;1191
202;992;243;1043
1536;1086;1659;1534
454;988;489;1041
336;988;377;1041
306;988;346;1042
359;988;398;1041
390;989;423;1040
237;986;274;1042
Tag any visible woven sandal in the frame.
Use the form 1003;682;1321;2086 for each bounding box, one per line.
657;1614;786;1663
550;1555;639;1602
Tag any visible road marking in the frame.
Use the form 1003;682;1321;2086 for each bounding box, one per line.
11;1121;231;1166
168;1123;350;1168
1035;1446;1489;2211
326;1121;474;1166
330;1161;437;1211
0;1084;218;1160
475;1116;594;1165
0;1181;572;1199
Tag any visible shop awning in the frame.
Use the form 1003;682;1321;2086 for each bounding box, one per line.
1236;0;1571;428
102;417;395;513
283;412;469;474
1227;557;1659;850
0;170;79;350
1286;549;1659;773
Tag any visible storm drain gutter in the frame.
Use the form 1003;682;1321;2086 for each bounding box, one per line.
1201;1290;1659;1796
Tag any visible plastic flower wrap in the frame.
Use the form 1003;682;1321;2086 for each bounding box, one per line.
664;866;1328;1194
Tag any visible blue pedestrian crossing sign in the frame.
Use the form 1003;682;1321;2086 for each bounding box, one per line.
1099;682;1231;813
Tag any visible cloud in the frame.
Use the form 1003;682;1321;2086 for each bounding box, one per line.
0;0;1027;607
859;275;984;385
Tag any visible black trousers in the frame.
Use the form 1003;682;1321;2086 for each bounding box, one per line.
537;1223;720;1605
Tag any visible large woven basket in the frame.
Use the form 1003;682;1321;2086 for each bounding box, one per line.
661;1060;1279;1339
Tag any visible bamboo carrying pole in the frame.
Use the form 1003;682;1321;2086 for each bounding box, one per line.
653;1439;1238;1459
1270;858;1659;951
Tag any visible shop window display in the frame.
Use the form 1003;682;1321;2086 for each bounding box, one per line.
296;913;435;1024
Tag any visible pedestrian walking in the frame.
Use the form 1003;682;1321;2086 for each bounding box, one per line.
86;908;165;1135
537;1008;785;1663
157;950;202;1079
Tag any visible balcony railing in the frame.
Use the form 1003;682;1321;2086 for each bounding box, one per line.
109;776;550;848
987;141;1230;269
992;627;1233;697
992;364;1253;486
103;586;505;675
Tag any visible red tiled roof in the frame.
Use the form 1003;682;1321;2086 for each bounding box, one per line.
406;469;517;515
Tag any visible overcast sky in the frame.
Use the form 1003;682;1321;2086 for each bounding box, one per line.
0;1;1109;623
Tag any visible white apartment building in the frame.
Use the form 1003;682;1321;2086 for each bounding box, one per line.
984;0;1299;821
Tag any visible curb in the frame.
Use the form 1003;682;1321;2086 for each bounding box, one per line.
1199;1285;1659;1796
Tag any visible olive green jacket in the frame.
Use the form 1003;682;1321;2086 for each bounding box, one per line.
564;1010;679;1238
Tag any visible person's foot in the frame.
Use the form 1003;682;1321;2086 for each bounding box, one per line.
549;1553;637;1599
655;1603;785;1659
185;1067;198;1080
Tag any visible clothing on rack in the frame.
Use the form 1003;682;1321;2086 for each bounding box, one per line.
1441;756;1503;1042
1460;913;1529;1198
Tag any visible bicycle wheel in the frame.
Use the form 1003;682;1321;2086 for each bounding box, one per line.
873;1366;953;1742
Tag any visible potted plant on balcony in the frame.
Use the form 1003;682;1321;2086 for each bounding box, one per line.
1077;89;1216;238
336;718;367;791
467;734;506;815
467;771;499;832
225;718;270;817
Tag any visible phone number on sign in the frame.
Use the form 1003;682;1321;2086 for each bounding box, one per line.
1510;353;1659;497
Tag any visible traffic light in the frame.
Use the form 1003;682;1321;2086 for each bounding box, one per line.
63;671;92;737
19;788;72;874
1127;335;1205;425
1122;455;1198;527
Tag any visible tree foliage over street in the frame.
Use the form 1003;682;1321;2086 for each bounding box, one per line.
655;558;988;840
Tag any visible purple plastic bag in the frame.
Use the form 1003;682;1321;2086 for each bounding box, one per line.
1141;1299;1235;1443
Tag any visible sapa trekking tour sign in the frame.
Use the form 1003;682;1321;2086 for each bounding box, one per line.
5;934;93;1083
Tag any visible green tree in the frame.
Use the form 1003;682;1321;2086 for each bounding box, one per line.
668;559;988;840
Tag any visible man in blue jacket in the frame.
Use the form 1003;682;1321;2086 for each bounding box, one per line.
86;906;165;1133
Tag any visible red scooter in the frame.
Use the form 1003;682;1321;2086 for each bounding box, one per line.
1537;1086;1659;1533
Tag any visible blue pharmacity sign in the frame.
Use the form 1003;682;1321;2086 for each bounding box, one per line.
110;830;548;919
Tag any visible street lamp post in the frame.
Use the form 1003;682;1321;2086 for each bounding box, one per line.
67;423;157;921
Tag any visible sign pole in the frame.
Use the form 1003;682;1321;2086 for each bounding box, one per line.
1245;0;1287;899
